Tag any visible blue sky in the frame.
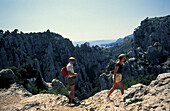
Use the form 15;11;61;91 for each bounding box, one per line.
0;0;170;41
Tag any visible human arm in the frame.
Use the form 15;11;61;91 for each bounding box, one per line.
67;71;78;76
113;65;119;84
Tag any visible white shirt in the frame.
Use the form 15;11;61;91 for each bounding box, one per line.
67;62;74;77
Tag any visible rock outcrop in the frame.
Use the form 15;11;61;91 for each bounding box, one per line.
52;78;65;89
104;36;134;61
0;30;108;99
134;16;170;54
0;69;15;88
123;15;170;79
100;15;170;90
99;73;113;90
80;73;170;111
0;83;80;111
0;73;169;111
0;69;15;81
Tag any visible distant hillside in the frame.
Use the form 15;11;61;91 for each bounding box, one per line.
73;39;116;47
100;34;134;47
73;34;133;47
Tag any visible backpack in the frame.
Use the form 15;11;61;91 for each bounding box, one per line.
61;65;68;77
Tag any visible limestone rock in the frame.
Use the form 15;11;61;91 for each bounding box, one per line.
0;69;15;80
0;69;15;84
100;16;170;86
52;78;65;88
0;30;108;100
99;73;113;90
0;73;170;111
0;83;81;111
81;73;170;111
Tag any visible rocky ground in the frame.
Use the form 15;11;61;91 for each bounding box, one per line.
100;15;170;91
0;73;169;111
0;83;82;111
80;73;170;111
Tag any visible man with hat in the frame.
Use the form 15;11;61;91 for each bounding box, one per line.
67;57;78;103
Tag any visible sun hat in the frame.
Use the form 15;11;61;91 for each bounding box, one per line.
118;54;126;60
69;57;75;60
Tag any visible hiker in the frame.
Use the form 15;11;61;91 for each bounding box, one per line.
106;54;126;101
67;57;78;103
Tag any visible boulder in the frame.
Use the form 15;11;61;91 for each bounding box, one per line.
27;78;36;85
0;83;32;98
122;84;148;100
149;73;170;87
0;69;15;85
52;79;65;88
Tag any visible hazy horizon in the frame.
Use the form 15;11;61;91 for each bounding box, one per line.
0;0;170;41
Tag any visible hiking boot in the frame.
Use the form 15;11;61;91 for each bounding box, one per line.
68;97;72;103
106;97;112;101
72;99;78;104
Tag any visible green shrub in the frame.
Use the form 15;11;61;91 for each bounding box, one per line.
123;74;157;89
91;87;100;95
6;65;37;88
26;83;40;94
22;104;29;111
40;85;69;97
54;85;69;96
6;64;46;94
40;90;54;94
91;77;100;95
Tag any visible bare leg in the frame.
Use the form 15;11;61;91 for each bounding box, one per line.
69;85;75;100
117;82;124;95
107;83;118;97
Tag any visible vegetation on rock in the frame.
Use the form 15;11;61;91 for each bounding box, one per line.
5;64;47;94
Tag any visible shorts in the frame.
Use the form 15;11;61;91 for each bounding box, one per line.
67;76;75;86
113;73;122;83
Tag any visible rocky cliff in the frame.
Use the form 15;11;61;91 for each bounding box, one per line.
0;30;108;99
0;73;169;111
124;15;170;78
100;15;170;90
